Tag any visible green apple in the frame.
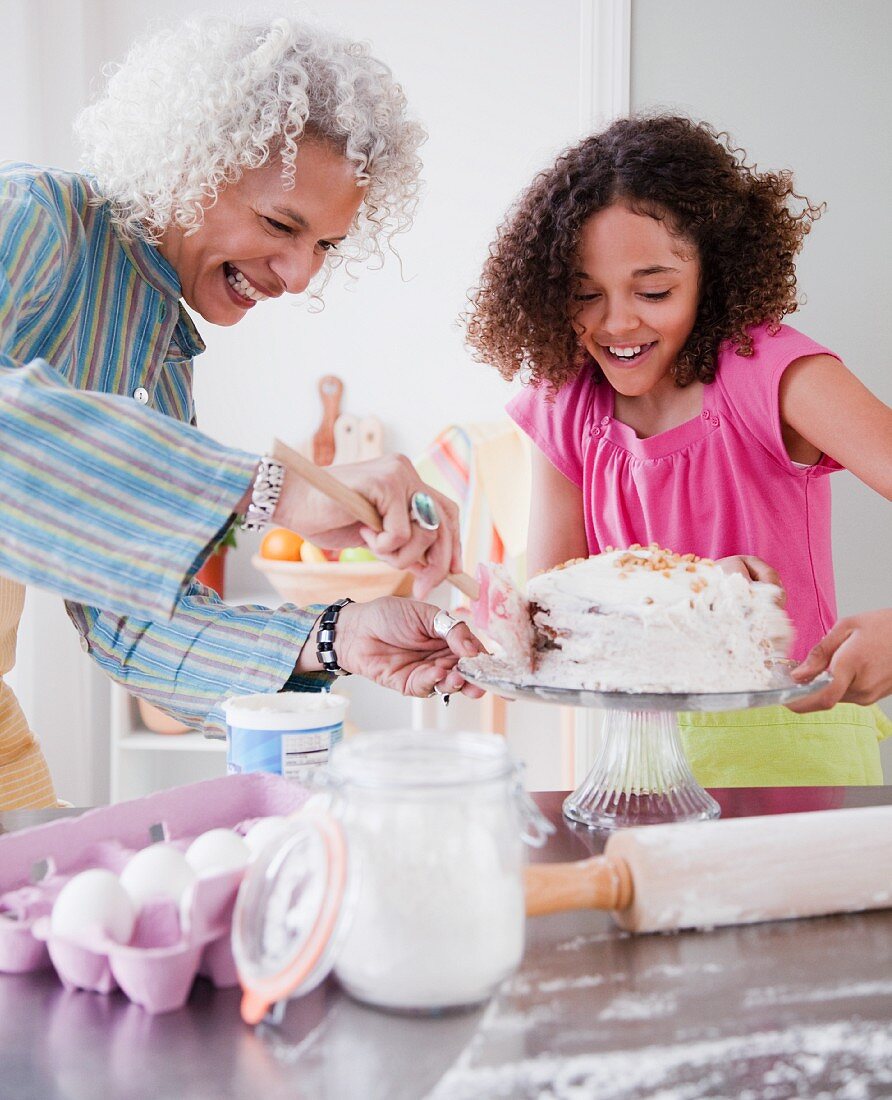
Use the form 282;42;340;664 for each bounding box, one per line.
339;546;378;563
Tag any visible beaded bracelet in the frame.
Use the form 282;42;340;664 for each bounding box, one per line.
315;598;354;677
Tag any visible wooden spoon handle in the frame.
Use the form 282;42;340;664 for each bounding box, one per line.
524;856;633;916
272;439;479;600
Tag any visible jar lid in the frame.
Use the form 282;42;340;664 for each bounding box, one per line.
232;808;353;1024
328;730;514;789
224;691;347;731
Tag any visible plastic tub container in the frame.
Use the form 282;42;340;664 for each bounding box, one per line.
224;692;348;778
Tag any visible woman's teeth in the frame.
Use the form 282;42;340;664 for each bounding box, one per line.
226;264;268;302
606;343;651;361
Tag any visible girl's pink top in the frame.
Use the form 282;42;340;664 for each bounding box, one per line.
508;323;843;661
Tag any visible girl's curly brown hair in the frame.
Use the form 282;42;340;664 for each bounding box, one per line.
465;114;824;389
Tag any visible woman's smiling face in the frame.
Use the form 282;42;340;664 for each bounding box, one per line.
571;202;701;396
159;140;365;326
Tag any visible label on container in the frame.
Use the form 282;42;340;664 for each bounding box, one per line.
227;722;344;777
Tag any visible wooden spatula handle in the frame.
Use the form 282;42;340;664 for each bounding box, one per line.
272;439;479;600
524;856;633;916
274;438;382;531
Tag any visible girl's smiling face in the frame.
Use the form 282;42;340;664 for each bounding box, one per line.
571;202;701;397
159;139;365;326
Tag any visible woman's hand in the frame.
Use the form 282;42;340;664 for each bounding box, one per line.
296;597;487;699
787;609;892;712
274;455;461;598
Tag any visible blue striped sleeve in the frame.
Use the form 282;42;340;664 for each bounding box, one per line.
0;177;258;620
0;357;258;620
67;592;332;738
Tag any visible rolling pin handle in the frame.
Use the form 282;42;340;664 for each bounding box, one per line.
524;856;633;917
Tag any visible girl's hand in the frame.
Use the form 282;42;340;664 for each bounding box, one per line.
717;555;786;605
297;597;487;698
787;609;892;712
274;454;462;598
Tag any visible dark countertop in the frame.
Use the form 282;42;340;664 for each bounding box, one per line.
2;788;892;1100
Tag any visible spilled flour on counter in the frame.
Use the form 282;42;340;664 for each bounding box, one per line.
742;980;892;1009
556;931;629;952
428;1020;892;1100
596;990;678;1022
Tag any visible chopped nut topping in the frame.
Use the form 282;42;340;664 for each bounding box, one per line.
609;544;704;575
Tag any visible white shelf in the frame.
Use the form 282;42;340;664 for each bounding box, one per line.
109;687;228;802
118;732;226;753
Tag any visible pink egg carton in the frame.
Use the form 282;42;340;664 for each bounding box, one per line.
0;772;307;1014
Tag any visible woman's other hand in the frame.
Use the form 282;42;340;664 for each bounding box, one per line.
275;455;461;598
787;609;892;712
297;597;487;698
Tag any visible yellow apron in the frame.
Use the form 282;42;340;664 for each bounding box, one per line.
0;577;57;809
680;703;892;787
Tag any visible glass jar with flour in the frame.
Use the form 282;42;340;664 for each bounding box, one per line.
232;731;553;1022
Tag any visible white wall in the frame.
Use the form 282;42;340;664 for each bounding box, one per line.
630;0;892;736
98;0;584;461
3;0;889;801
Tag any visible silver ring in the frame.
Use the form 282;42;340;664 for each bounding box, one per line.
433;610;460;640
433;683;451;706
409;491;440;531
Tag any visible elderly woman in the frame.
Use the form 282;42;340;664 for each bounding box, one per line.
0;15;482;809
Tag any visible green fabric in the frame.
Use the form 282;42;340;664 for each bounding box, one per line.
679;703;892;788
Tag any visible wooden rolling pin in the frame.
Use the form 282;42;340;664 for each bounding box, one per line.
525;805;892;933
272;438;479;600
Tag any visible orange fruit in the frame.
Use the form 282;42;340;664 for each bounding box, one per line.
259;528;304;561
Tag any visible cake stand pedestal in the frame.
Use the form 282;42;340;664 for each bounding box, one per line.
458;657;831;831
563;707;719;829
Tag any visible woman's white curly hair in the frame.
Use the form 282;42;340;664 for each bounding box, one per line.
75;14;425;274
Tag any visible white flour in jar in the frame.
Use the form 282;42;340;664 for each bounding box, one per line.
333;795;525;1010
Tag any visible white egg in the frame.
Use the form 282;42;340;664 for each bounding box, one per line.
185;828;250;876
243;816;291;858
50;868;136;945
119;843;197;910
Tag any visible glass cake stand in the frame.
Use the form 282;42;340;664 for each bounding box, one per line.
458;657;832;831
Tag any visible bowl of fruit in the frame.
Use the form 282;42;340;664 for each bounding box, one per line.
252;528;413;605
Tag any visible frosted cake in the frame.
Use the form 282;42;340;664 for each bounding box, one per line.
473;546;792;693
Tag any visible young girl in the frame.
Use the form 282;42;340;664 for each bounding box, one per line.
466;114;892;787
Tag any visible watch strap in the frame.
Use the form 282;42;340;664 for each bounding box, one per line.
241;455;285;532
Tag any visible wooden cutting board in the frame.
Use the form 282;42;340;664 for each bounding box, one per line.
311;375;343;466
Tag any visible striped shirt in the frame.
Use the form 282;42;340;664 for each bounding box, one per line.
0;163;329;763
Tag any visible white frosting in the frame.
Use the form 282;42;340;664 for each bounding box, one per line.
524;547;792;693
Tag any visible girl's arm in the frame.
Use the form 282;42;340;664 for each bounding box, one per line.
527;447;588;576
779;354;892;499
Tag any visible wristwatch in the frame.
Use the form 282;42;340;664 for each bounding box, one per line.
241;455;285;532
316;598;354;676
